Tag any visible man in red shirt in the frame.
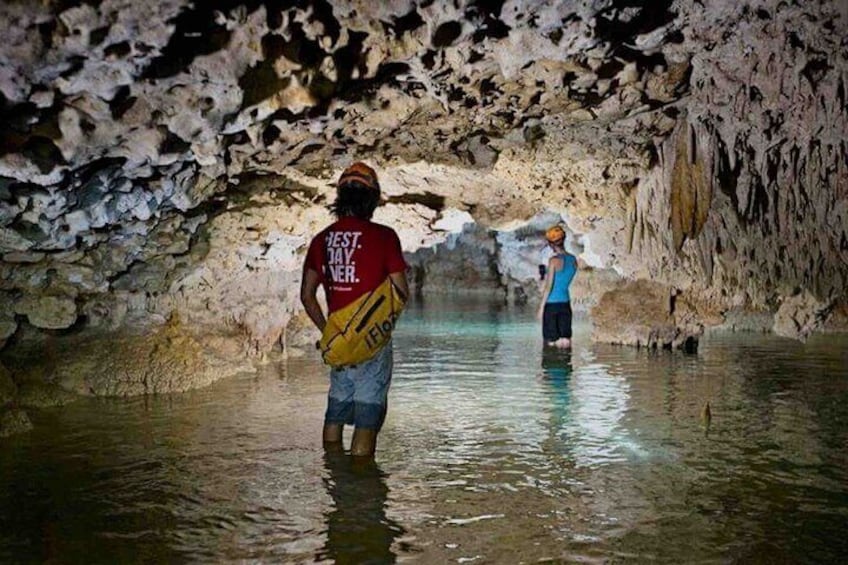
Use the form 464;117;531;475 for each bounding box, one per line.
300;162;409;457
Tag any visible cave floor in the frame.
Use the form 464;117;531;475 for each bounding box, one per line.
2;300;848;563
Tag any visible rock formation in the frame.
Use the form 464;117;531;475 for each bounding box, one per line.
407;213;624;310
772;289;834;341
0;408;32;438
591;279;723;350
0;362;16;406
0;361;33;437
0;0;845;416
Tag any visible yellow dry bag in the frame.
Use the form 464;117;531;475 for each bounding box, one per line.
319;277;406;368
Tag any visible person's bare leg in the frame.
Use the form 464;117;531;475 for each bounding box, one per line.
555;338;572;349
323;423;344;452
350;428;378;457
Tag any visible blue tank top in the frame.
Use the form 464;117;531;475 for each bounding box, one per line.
546;254;576;304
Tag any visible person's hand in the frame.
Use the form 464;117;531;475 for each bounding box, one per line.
536;307;544;322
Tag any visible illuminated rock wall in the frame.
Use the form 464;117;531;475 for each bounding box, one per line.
0;1;844;402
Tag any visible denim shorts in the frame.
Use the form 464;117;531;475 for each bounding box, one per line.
325;342;393;430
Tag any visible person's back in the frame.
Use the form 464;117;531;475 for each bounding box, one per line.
300;162;408;458
538;226;577;348
309;217;405;313
546;253;577;304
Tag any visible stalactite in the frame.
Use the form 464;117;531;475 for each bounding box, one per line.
669;118;711;253
625;189;637;254
0;0;844;387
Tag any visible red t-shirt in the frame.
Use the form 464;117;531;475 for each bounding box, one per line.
304;217;408;313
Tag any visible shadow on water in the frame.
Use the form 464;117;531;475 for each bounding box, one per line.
0;429;182;564
318;453;404;564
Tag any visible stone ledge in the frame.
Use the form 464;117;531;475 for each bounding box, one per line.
0;408;32;438
3;314;254;398
591;280;703;351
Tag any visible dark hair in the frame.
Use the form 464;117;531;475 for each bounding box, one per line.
329;181;380;220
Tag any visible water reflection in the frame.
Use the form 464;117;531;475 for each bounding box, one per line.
541;348;573;378
318;453;404;564
540;349;575;466
541;348;573;426
2;301;848;562
539;347;636;467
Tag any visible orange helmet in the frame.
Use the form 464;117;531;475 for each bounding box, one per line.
545;225;566;244
338;162;379;191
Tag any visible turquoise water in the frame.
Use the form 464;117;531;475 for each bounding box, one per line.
2;300;848;563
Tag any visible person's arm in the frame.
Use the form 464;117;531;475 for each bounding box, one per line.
389;270;409;302
300;268;326;331
385;229;409;302
537;257;557;320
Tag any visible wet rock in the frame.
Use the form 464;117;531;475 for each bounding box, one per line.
591;280;702;350
0;408;32;437
0;228;36;252
236;304;290;356
820;302;848;333
669;123;711;252
2;251;45;263
168;172;225;212
715;308;774;333
773;290;833;341
53;314;251;397
407;224;503;296
0;0;844;392
456;134;499;169
0;293;17;350
14;295;78;330
63;210;91;234
568;267;627;314
0;319;17;351
0;362;16;405
16;381;78;408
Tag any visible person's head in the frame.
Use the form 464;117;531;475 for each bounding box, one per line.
545;225;566;250
329;162;381;220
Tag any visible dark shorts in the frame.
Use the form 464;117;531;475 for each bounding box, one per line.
543;302;572;342
325;343;393;431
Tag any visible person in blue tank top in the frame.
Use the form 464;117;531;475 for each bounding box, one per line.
537;225;577;348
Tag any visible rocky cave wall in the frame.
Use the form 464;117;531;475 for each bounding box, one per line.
405;211;624;313
0;0;846;406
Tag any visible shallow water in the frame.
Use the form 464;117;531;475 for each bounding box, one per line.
2;299;848;563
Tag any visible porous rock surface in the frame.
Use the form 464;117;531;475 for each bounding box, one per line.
591;279;706;350
772;289;834;341
3;313;251;397
0;361;32;438
407;212;625;310
0;408;32;438
0;362;16;406
0;0;846;396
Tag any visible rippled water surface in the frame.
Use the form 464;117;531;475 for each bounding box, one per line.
2;300;848;563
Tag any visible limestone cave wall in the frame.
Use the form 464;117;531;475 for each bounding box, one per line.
0;0;845;401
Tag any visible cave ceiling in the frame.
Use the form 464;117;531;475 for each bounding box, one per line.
0;0;846;337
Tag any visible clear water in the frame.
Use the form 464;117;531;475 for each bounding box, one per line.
2;299;848;563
